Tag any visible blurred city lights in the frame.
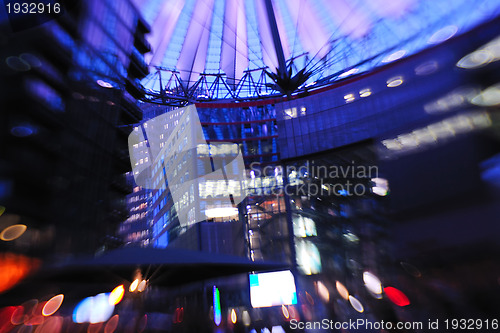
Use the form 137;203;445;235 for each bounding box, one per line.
10;126;36;137
371;178;389;196
35;316;63;333
42;294;64;316
428;25;458;44
349;296;364;313
470;84;500;106
382;50;407;63
359;88;372;97
137;279;147;292
335;281;349;300
415;61;439;75
344;93;355;102
316;281;330;302
0;254;40;293
339;68;359;78
12;299;38;325
173;307;184;324
129;279;139;292
19;53;42;68
73;293;115;324
424;87;477;114
104;315;120;333
97;80;114;88
281;304;289;319
387;76;404;87
0;224;27;241
384;287;410;306
457;50;493;69
109;285;125;305
242;310;251;326
363;272;383;295
382;111;492;155
457;36;500;69
230;309;237;324
5;57;30;71
0;206;5;217
272;326;286;333
205;207;238;218
213;286;221;326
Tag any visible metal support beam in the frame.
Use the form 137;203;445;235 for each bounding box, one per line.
264;0;287;75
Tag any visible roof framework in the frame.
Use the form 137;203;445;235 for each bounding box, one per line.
135;0;500;105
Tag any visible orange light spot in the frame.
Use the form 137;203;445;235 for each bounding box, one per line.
0;253;40;293
104;315;119;333
129;279;139;292
109;286;124;305
335;281;349;300
42;295;64;316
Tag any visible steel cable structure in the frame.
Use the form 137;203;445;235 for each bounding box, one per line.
134;0;500;105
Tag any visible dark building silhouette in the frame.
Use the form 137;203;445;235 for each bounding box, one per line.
0;0;149;258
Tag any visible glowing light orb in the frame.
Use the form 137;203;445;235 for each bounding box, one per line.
0;224;27;241
335;281;349;300
281;305;289;319
384;287;410;306
363;272;383;295
104;315;120;333
109;285;125;305
137;280;147;292
387;76;404;87
42;295;64;316
230;309;237;324
349;296;364;313
129;279;139;292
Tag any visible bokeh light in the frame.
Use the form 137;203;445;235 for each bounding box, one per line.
0;254;40;293
0;224;27;241
137;280;147;292
384;287;410;306
129;279;139;292
104;315;120;333
42;294;64;316
335;281;349;300
109;285;125;305
230;309;237;324
349;296;364;313
363;271;383;295
73;293;115;324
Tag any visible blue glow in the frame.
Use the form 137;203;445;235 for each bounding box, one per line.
73;293;115;324
11;125;36;137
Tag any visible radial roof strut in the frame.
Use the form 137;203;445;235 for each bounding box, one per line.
263;0;286;76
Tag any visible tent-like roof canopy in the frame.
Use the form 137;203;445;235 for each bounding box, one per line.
135;0;500;103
